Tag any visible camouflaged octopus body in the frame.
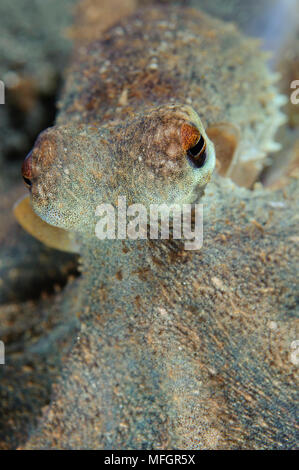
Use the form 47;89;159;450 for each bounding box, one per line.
21;6;298;450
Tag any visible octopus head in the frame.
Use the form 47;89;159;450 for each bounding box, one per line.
18;104;215;244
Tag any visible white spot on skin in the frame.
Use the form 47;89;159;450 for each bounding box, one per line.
118;88;128;106
288;236;299;243
157;307;172;322
114;27;124;36
290;340;299;366
148;59;159;70
268;321;278;330
211;276;226;291
99;60;111;74
158;307;168;317
268;201;286;209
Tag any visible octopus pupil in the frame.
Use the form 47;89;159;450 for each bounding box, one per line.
23;176;32;187
187;135;206;168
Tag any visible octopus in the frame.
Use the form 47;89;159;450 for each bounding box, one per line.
9;3;298;449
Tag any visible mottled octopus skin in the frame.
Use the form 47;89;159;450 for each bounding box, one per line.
24;177;299;450
21;6;298;449
58;4;284;188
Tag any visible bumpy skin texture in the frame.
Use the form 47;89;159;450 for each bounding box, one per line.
20;6;298;449
59;4;284;187
24;177;299;450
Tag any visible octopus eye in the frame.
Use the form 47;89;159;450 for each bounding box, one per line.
181;123;207;168
22;151;33;188
187;135;206;168
23;176;32;188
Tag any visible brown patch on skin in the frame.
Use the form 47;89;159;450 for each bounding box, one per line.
181;123;200;151
115;270;123;281
119;106;200;179
122;244;129;254
134;295;141;310
21;151;33;183
84;81;120;112
128;70;176;104
132;266;153;282
27;129;62;209
32;129;59;173
69;0;137;46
